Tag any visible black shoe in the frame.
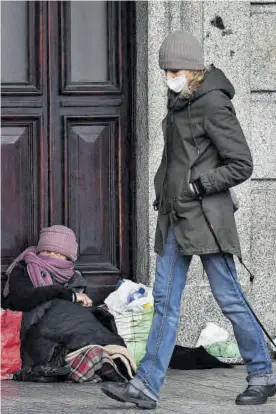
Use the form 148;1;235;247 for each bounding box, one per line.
236;384;276;405
101;382;157;410
13;365;71;383
33;365;71;379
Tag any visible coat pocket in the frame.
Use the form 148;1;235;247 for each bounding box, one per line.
173;198;199;218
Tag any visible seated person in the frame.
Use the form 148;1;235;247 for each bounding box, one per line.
3;225;125;380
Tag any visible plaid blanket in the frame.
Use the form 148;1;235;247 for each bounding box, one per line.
66;346;128;383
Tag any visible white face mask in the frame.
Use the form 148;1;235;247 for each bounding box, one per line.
166;74;189;94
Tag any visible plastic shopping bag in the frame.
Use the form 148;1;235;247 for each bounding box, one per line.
1;309;22;379
105;280;154;364
196;322;229;348
114;307;154;365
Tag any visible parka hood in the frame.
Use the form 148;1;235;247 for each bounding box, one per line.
197;65;235;100
168;65;235;110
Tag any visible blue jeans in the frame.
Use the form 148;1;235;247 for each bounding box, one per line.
131;228;275;401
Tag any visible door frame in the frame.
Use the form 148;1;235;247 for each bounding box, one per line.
128;1;137;281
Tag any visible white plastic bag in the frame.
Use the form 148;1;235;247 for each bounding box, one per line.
196;322;229;348
127;295;153;313
105;280;153;315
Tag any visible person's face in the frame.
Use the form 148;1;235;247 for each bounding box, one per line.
165;69;193;80
40;251;67;260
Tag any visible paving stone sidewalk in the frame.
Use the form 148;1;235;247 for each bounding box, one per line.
2;364;276;414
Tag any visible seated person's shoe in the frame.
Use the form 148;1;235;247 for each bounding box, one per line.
33;365;71;379
101;381;157;410
13;365;71;383
236;384;276;405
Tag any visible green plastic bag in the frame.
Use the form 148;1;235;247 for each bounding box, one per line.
115;308;154;365
206;341;241;358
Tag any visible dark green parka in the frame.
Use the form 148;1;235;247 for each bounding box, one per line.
154;66;253;257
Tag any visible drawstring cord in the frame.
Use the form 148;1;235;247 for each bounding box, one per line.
188;103;200;155
199;196;276;349
238;257;255;283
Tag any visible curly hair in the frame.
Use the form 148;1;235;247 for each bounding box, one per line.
180;68;208;99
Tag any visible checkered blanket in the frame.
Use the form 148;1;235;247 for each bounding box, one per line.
66;345;135;383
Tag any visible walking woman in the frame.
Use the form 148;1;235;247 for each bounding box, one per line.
101;31;276;408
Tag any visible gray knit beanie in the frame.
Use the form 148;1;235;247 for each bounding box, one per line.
159;30;204;71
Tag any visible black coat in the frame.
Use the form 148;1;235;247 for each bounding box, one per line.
20;299;125;368
5;262;125;368
154;66;253;257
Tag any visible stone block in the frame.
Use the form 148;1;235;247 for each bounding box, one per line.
249;181;276;335
251;95;276;179
250;3;276;91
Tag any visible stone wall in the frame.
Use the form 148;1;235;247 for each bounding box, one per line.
135;0;276;346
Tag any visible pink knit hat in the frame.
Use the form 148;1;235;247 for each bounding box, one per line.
37;225;78;262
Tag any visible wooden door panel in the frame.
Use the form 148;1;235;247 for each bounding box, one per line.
1;0;47;274
60;1;121;94
1;118;44;267
1;1;43;95
53;0;132;282
64;116;121;274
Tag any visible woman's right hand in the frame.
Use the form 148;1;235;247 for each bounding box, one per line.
75;293;93;307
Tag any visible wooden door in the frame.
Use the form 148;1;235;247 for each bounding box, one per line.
1;1;134;300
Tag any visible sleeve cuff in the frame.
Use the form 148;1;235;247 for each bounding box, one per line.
192;178;206;196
